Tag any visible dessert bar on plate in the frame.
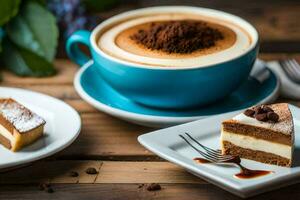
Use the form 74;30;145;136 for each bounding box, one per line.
0;98;45;151
221;103;294;167
138;104;300;197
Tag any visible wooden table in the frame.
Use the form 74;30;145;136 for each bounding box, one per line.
1;1;300;199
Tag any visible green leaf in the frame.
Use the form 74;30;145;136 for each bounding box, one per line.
0;28;4;53
0;0;21;26
6;1;58;62
1;39;56;77
29;0;46;6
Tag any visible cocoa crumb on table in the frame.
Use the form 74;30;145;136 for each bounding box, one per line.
146;183;161;191
38;183;54;193
69;171;79;177
85;167;98;174
46;187;54;193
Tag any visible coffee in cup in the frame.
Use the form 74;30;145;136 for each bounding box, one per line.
98;13;252;68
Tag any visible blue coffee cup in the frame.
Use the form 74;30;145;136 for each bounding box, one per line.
66;6;259;109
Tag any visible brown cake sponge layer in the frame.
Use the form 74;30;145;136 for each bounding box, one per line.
222;141;291;167
0;113;14;134
222;121;292;145
0;133;11;149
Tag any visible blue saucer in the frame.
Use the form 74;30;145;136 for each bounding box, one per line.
74;60;279;127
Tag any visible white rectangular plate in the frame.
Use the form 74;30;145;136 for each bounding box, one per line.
138;104;300;198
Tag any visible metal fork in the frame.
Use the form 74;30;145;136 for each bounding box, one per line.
179;132;237;163
279;59;300;84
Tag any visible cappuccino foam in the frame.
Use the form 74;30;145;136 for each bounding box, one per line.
98;13;251;67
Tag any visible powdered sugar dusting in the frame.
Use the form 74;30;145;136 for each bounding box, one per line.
233;103;293;135
0;99;45;133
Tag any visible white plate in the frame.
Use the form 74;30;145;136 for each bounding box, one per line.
138;104;300;198
0;87;81;170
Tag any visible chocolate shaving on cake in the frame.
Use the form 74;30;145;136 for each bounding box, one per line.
244;109;255;117
255;113;268;122
130;20;224;54
267;112;279;122
244;105;279;123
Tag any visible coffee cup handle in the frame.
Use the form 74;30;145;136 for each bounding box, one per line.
66;30;91;66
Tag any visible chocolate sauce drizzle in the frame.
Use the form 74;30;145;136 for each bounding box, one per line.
193;157;272;179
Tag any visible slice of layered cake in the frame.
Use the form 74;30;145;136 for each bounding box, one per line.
221;103;294;167
0;98;45;151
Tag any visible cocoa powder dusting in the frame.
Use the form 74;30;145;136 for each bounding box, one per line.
130;20;224;54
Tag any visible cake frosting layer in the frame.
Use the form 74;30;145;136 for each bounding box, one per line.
233;113;292;135
221;131;292;159
233;103;293;135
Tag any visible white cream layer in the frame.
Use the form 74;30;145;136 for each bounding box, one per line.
0;123;15;144
221;131;292;159
99;15;251;67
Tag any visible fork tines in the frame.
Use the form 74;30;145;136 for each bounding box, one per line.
279;59;300;84
179;132;235;163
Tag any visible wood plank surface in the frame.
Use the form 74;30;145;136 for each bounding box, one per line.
0;161;101;184
0;184;240;200
0;161;202;184
60;113;153;157
2;183;300;200
1;60;76;85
